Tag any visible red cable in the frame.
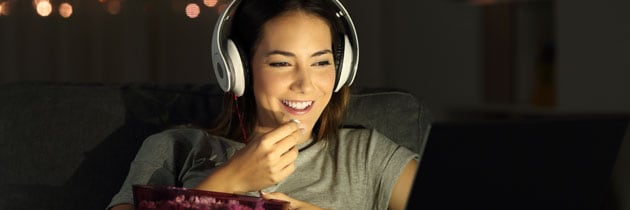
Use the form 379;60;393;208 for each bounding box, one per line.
233;94;248;144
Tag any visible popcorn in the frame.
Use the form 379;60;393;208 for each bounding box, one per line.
133;185;289;210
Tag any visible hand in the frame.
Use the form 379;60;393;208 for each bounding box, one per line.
197;120;304;193
262;192;330;210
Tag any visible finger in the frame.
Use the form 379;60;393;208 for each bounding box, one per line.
272;146;298;173
277;159;296;181
272;129;302;157
260;119;303;145
280;146;299;165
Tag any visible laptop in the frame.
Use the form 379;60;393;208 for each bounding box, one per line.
406;116;629;210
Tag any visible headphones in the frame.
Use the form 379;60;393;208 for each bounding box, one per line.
211;0;359;97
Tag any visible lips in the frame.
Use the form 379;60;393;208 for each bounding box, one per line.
281;99;314;115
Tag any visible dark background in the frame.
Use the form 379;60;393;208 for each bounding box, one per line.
2;0;629;122
1;0;630;209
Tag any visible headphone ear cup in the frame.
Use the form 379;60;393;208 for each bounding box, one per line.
212;44;232;93
334;35;354;92
226;39;246;96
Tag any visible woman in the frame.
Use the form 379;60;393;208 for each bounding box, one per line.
108;0;417;209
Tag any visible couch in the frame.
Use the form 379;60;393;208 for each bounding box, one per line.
0;82;432;209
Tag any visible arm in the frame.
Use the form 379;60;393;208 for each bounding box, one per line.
388;159;418;210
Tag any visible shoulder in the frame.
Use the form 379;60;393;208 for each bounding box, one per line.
139;128;244;155
337;128;417;159
131;128;244;165
146;128;209;141
338;128;393;146
336;128;401;153
140;128;206;148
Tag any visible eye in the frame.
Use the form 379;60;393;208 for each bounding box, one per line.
312;60;332;67
269;62;291;67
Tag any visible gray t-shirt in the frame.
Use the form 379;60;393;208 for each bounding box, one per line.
108;128;417;209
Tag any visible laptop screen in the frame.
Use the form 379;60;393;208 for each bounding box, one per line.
406;116;628;210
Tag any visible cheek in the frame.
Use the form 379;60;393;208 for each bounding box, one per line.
316;69;336;94
316;68;337;92
252;69;274;109
253;67;282;96
252;69;288;107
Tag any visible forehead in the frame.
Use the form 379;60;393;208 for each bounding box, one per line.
257;11;333;51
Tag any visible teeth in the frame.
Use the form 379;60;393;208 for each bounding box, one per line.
282;100;313;110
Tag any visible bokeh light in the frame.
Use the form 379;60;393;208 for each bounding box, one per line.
107;0;121;15
59;2;72;18
203;0;218;7
185;3;199;19
36;0;53;17
0;2;6;16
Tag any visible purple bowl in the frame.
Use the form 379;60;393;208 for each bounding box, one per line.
132;185;291;210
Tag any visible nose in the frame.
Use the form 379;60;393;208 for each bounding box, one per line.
290;65;315;93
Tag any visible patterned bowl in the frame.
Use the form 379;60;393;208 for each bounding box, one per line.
132;185;290;210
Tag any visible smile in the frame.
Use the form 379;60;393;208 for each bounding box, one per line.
282;100;313;110
281;100;314;114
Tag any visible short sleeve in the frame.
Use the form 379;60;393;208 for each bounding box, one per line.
365;130;418;209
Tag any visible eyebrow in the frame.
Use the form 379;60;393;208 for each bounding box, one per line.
266;49;332;57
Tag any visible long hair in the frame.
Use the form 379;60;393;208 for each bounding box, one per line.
209;0;351;144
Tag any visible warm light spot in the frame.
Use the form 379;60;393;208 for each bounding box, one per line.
59;2;72;18
36;1;52;17
0;2;6;16
203;0;218;7
32;0;46;9
1;1;11;16
185;3;200;19
107;0;121;15
98;0;106;3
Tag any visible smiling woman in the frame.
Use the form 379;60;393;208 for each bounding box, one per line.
108;0;417;210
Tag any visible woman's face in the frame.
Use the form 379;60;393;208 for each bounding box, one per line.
251;11;335;141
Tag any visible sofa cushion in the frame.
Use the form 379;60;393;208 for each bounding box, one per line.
0;84;126;186
347;88;432;155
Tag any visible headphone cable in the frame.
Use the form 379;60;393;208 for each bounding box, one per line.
233;93;248;144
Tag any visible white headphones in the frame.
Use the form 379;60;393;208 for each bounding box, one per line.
211;0;359;96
